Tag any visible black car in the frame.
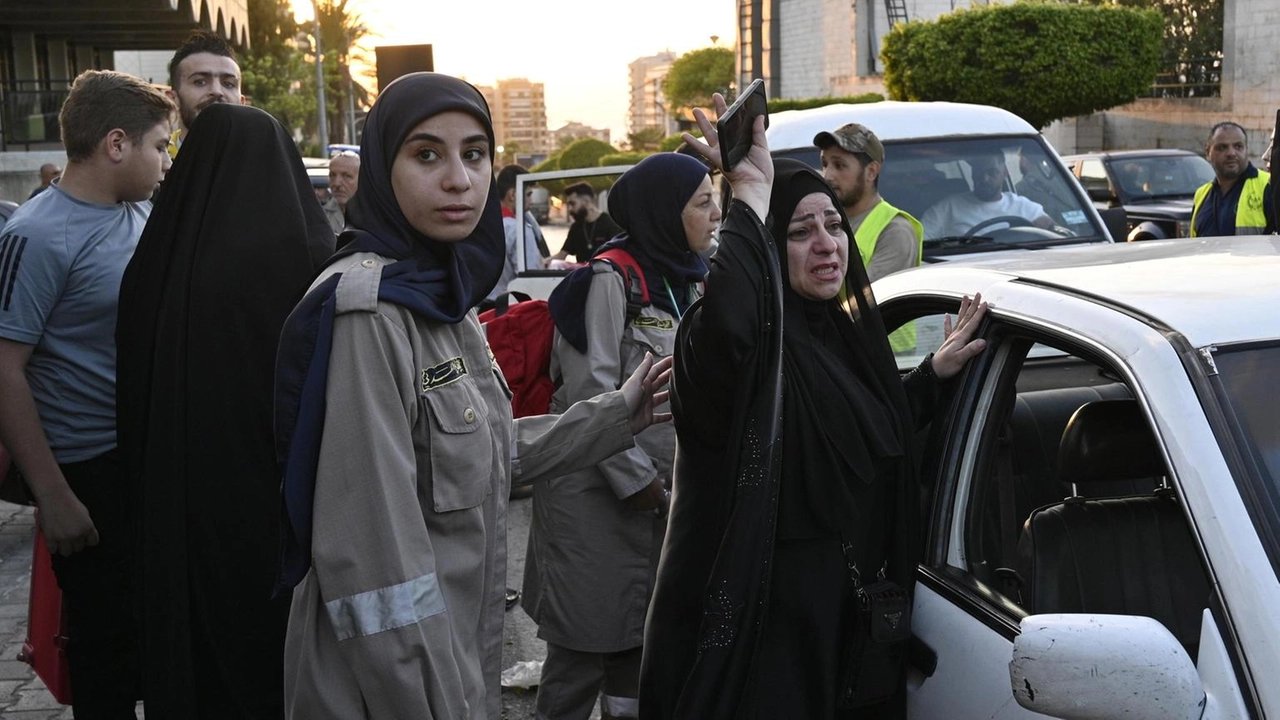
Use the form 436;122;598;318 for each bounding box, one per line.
1062;149;1215;241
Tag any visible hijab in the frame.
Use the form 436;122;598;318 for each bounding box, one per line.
767;159;903;535
548;153;709;352
273;73;506;592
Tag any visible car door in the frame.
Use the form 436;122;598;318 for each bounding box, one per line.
878;291;1227;720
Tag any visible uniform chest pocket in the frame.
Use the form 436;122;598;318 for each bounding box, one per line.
420;378;495;512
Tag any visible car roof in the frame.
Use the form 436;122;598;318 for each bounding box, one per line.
767;101;1039;151
1062;149;1201;161
878;236;1280;347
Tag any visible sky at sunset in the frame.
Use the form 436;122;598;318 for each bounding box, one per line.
291;0;737;145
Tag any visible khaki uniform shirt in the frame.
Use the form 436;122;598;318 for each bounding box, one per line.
283;253;635;719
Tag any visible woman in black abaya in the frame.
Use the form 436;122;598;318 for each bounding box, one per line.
639;99;987;719
115;103;334;718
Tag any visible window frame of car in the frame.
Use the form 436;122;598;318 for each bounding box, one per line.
877;289;1262;718
513;165;634;274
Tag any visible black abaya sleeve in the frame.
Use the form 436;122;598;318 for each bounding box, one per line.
672;200;772;448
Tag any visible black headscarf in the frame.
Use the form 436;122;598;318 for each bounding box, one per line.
115;102;335;715
548;153;708;352
768;160;903;536
273;73;506;592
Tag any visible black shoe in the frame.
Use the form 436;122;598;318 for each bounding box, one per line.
505;587;521;610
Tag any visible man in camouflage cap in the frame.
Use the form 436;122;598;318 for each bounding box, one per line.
814;122;922;282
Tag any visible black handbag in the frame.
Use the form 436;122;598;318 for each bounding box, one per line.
835;526;912;710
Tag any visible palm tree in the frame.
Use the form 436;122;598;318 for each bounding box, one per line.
316;0;373;144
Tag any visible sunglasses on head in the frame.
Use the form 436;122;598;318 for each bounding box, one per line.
330;149;359;159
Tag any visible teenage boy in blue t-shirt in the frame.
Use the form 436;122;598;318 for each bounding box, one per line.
0;70;173;718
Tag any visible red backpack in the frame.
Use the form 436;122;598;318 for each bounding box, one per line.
479;248;649;418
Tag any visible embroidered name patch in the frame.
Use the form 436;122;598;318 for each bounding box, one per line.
421;357;467;392
632;316;674;331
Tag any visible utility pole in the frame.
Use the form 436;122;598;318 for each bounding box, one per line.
312;0;329;151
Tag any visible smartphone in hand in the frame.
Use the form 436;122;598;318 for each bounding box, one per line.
716;79;769;172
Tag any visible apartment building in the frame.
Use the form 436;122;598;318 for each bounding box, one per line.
479;78;551;156
628;51;678;137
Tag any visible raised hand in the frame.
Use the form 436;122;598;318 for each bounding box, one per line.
931;293;988;380
680;92;774;221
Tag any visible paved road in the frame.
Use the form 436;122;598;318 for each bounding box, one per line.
0;503;77;719
0;495;587;719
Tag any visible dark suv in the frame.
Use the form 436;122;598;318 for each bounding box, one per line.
1062;150;1214;241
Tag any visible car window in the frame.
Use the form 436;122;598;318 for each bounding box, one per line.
1113;155;1215;199
877;136;1102;251
1211;343;1280;575
906;320;1211;659
1077;159;1110;195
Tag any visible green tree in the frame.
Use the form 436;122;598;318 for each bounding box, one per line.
241;0;317;148
768;94;883;113
598;151;650;167
663;47;734;112
1078;0;1222;98
317;0;373;145
881;2;1163;129
659;134;689;152
626;127;665;152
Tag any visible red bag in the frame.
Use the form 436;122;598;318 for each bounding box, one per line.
480;296;557;418
19;527;72;705
479;250;649;418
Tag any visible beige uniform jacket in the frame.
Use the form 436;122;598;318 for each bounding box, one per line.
283;253;635;719
523;263;678;653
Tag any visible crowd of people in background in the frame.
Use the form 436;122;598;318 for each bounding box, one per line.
0;23;1276;720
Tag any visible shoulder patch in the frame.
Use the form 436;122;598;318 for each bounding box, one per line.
421;356;468;392
632;316;673;331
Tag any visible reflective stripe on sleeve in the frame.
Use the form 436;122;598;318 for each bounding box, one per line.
324;572;446;641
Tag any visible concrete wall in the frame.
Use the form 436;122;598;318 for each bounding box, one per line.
778;0;829;98
0;151;68;206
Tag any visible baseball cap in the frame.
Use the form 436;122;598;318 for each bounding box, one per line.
814;123;884;163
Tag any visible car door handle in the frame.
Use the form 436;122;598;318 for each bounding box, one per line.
909;634;937;678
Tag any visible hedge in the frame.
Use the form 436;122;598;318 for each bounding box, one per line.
881;1;1162;129
768;94;883;113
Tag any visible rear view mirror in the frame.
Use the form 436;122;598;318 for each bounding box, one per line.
1009;614;1205;720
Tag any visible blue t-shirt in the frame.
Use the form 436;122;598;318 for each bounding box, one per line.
0;185;150;463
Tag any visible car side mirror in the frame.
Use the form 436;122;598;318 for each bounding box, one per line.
1086;186;1117;204
1009;614;1205;720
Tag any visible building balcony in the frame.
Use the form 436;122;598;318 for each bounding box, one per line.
0;0;248;49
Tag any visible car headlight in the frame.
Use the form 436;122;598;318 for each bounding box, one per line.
1175;220;1191;238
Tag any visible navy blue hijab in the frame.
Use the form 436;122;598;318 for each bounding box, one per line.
548;153;709;352
273;73;505;592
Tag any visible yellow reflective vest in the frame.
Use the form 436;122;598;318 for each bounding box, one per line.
855;200;923;352
1190;169;1270;236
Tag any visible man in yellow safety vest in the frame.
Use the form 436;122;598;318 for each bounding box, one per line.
814;122;923;283
1191;121;1275;237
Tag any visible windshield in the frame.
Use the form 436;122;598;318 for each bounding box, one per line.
885;137;1102;247
775;136;1106;255
1212;344;1280;570
1110;154;1215;200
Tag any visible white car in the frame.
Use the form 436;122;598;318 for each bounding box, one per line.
875;235;1279;720
767;101;1123;260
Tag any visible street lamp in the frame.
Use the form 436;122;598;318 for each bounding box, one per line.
311;0;329;151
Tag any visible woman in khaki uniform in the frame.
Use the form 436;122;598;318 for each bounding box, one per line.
526;154;721;720
273;73;672;720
